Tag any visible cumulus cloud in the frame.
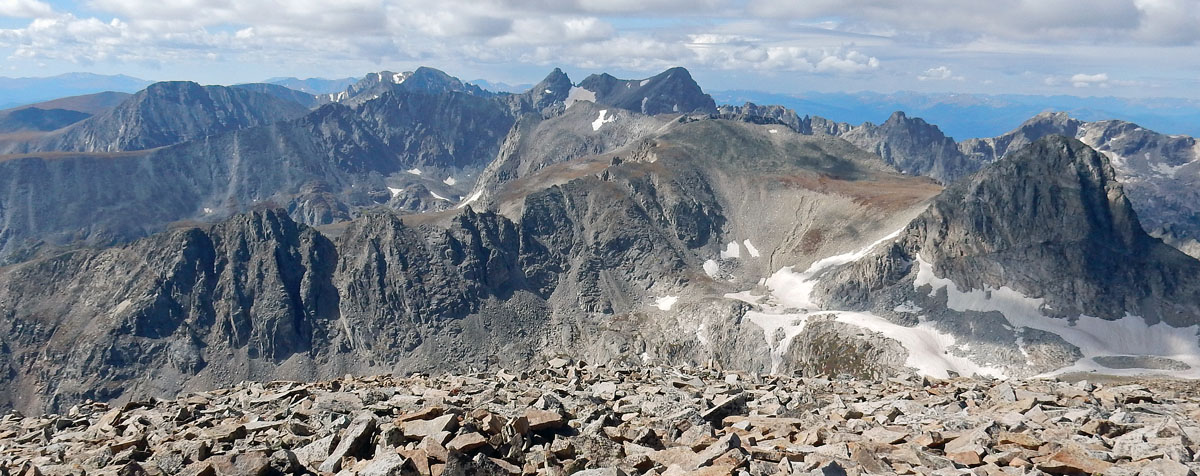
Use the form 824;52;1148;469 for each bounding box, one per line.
0;0;1193;98
747;0;1199;46
1070;73;1110;87
1042;72;1143;89
0;0;54;18
684;34;879;73
918;66;964;81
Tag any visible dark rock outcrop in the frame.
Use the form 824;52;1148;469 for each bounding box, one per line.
578;67;717;116
841;111;976;183
817;136;1200;326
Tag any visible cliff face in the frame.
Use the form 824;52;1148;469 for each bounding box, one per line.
840;111;977;183
577;67;718;116
0;85;520;264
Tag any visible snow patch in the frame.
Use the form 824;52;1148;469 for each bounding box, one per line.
592;110;615;131
893;302;923;313
387;187;402;197
736;228;1005;378
720;242;741;259
430;191;451;201
744;311;812;372
202;207;213;214
392;72;406;83
564;86;596;108
768;129;779;134
703;259;719;278
639;79;650;87
743;240;761;258
456;190;483;209
764;228;904;310
654;296;678;311
544;89;553;94
443;176;457;186
835;312;1005;378
406;168;422;175
914;255;1200;378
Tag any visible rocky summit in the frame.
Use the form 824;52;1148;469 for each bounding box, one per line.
3;362;1199;476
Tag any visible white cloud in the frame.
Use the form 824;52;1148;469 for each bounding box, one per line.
0;0;53;17
747;0;1199;46
1070;72;1109;85
1044;72;1143;89
918;66;964;81
684;34;879;73
0;0;1194;98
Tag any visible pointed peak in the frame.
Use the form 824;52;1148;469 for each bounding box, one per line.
537;68;571;87
657;66;694;79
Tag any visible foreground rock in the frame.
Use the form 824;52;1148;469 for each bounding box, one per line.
2;362;1199;475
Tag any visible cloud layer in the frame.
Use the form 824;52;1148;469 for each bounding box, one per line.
0;0;1197;97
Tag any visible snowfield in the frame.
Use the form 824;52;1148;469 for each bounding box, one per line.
592;110;615;131
914;255;1200;378
734;226;1200;379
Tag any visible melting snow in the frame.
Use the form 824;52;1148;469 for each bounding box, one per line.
544;89;553;94
744;311;812;371
592;110;615;131
456;190;483;209
443;176;457;186
893;302;923;313
736;228;1006;378
202;208;213;214
835;312;1005;378
406;168;422;175
564;86;596;108
640;79;650;87
914;255;1200;378
392;72;406;83
769;129;779;134
743;240;761;258
764;228;904;310
703;259;719;278
720;242;741;259
654;296;678;311
430;191;451;201
387;187;402;197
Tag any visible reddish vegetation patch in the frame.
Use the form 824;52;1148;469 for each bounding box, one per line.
777;173;942;211
799;228;825;255
0;149;159;163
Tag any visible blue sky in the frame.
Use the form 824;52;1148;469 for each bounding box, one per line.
1;0;1199;98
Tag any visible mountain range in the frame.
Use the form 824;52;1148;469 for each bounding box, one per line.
1;65;1199;414
0;73;151;110
713;89;1200;140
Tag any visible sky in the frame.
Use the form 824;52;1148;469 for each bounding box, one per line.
1;0;1199;98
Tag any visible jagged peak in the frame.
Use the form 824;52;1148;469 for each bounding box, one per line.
933;135;1146;254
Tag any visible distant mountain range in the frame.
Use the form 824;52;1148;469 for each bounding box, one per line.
0;73;151;109
469;79;534;93
264;76;358;95
8;72;1200;142
712;89;1200;140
